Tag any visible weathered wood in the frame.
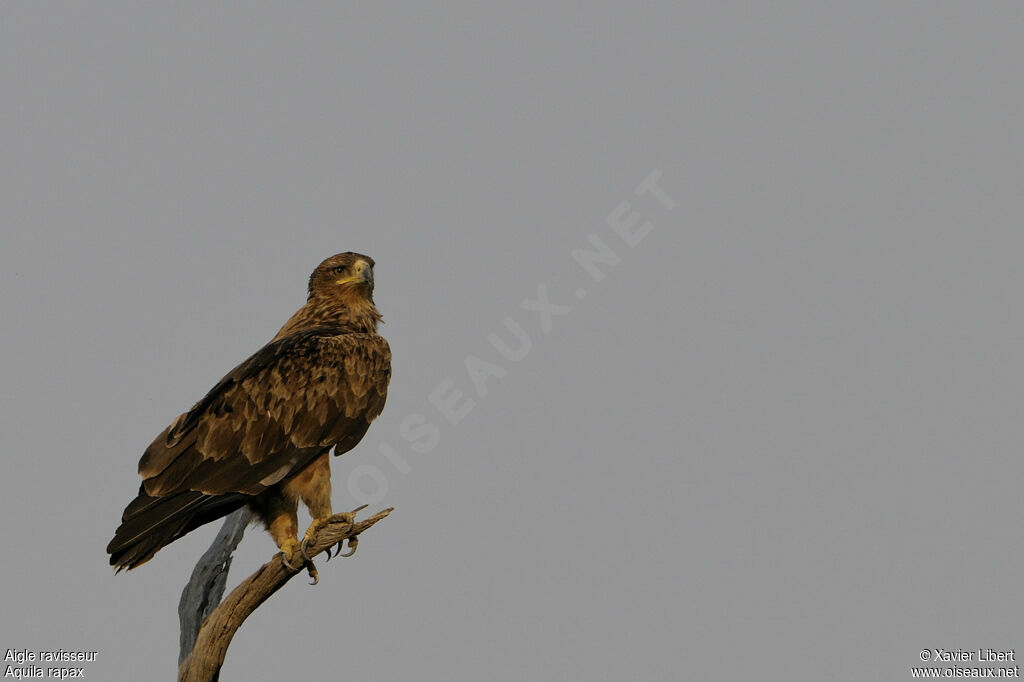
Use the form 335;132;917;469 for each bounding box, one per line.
178;506;393;682
178;508;251;664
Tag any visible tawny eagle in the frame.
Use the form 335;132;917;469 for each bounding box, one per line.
107;252;391;572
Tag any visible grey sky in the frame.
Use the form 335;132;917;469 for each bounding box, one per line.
2;4;1023;681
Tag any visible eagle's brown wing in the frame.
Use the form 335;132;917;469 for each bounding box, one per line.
107;326;391;569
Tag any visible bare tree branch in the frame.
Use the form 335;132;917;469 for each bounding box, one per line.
178;508;251;664
177;506;393;682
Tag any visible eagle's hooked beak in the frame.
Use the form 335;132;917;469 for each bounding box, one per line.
335;259;373;286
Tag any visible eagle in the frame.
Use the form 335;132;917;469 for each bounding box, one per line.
107;252;391;572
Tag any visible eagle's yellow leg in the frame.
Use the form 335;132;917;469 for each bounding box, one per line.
294;453;349;561
259;452;358;582
263;500;303;570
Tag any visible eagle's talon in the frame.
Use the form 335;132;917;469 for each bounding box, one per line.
306;561;319;586
339;536;358;558
299;515;334;561
280;551;303;572
300;536;316;563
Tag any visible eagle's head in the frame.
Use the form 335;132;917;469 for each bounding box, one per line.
308;252;376;300
300;252;382;333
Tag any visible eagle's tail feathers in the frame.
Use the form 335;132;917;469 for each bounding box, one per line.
106;490;248;571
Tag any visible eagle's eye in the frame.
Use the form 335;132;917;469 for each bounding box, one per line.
333;266;346;274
